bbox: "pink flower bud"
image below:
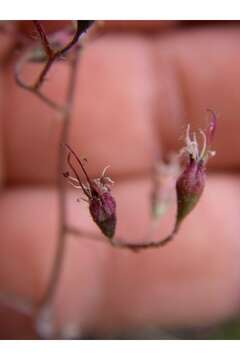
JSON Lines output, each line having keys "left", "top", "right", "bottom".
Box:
{"left": 89, "top": 190, "right": 116, "bottom": 239}
{"left": 176, "top": 159, "right": 205, "bottom": 226}
{"left": 64, "top": 144, "right": 116, "bottom": 239}
{"left": 175, "top": 111, "right": 217, "bottom": 228}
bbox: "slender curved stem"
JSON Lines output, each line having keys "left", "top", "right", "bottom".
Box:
{"left": 68, "top": 221, "right": 180, "bottom": 252}
{"left": 3, "top": 21, "right": 100, "bottom": 335}
{"left": 14, "top": 50, "right": 66, "bottom": 114}
{"left": 14, "top": 20, "right": 86, "bottom": 111}
{"left": 38, "top": 47, "right": 80, "bottom": 309}
{"left": 33, "top": 21, "right": 92, "bottom": 90}
{"left": 33, "top": 20, "right": 54, "bottom": 58}
{"left": 114, "top": 224, "right": 180, "bottom": 251}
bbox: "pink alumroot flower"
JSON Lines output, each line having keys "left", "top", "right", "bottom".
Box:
{"left": 175, "top": 109, "right": 217, "bottom": 229}
{"left": 63, "top": 144, "right": 116, "bottom": 239}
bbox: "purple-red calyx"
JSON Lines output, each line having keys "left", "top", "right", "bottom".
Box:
{"left": 64, "top": 144, "right": 116, "bottom": 239}
{"left": 175, "top": 110, "right": 217, "bottom": 228}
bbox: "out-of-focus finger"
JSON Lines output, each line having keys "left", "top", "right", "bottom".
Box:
{"left": 0, "top": 174, "right": 240, "bottom": 337}
{"left": 3, "top": 25, "right": 240, "bottom": 186}
{"left": 3, "top": 34, "right": 159, "bottom": 184}
{"left": 153, "top": 25, "right": 240, "bottom": 171}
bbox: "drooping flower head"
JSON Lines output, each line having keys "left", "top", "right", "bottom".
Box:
{"left": 175, "top": 110, "right": 217, "bottom": 228}
{"left": 63, "top": 144, "right": 116, "bottom": 239}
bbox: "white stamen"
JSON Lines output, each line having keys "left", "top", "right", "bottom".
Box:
{"left": 192, "top": 132, "right": 199, "bottom": 160}
{"left": 67, "top": 175, "right": 80, "bottom": 185}
{"left": 186, "top": 124, "right": 192, "bottom": 148}
{"left": 199, "top": 130, "right": 207, "bottom": 159}
{"left": 101, "top": 165, "right": 111, "bottom": 178}
{"left": 182, "top": 121, "right": 216, "bottom": 164}
{"left": 185, "top": 125, "right": 200, "bottom": 160}
{"left": 104, "top": 176, "right": 114, "bottom": 184}
{"left": 68, "top": 182, "right": 82, "bottom": 189}
{"left": 76, "top": 197, "right": 89, "bottom": 203}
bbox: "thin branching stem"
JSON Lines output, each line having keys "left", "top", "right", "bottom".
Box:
{"left": 33, "top": 20, "right": 54, "bottom": 59}
{"left": 0, "top": 21, "right": 97, "bottom": 326}
{"left": 14, "top": 20, "right": 85, "bottom": 111}
{"left": 37, "top": 47, "right": 81, "bottom": 309}
{"left": 33, "top": 20, "right": 83, "bottom": 90}
{"left": 68, "top": 216, "right": 180, "bottom": 251}
{"left": 14, "top": 51, "right": 66, "bottom": 113}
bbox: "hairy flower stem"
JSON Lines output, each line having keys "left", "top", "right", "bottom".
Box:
{"left": 7, "top": 20, "right": 98, "bottom": 337}
{"left": 14, "top": 20, "right": 89, "bottom": 111}
{"left": 67, "top": 219, "right": 180, "bottom": 251}
{"left": 33, "top": 20, "right": 93, "bottom": 90}
{"left": 37, "top": 48, "right": 80, "bottom": 311}
{"left": 114, "top": 222, "right": 180, "bottom": 251}
{"left": 33, "top": 20, "right": 54, "bottom": 59}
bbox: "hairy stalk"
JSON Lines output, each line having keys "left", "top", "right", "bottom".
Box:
{"left": 33, "top": 20, "right": 54, "bottom": 59}
{"left": 33, "top": 20, "right": 93, "bottom": 90}
{"left": 115, "top": 223, "right": 180, "bottom": 251}
{"left": 15, "top": 54, "right": 65, "bottom": 113}
{"left": 14, "top": 20, "right": 86, "bottom": 112}
{"left": 67, "top": 210, "right": 180, "bottom": 251}
{"left": 37, "top": 47, "right": 80, "bottom": 310}
{"left": 0, "top": 21, "right": 97, "bottom": 333}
